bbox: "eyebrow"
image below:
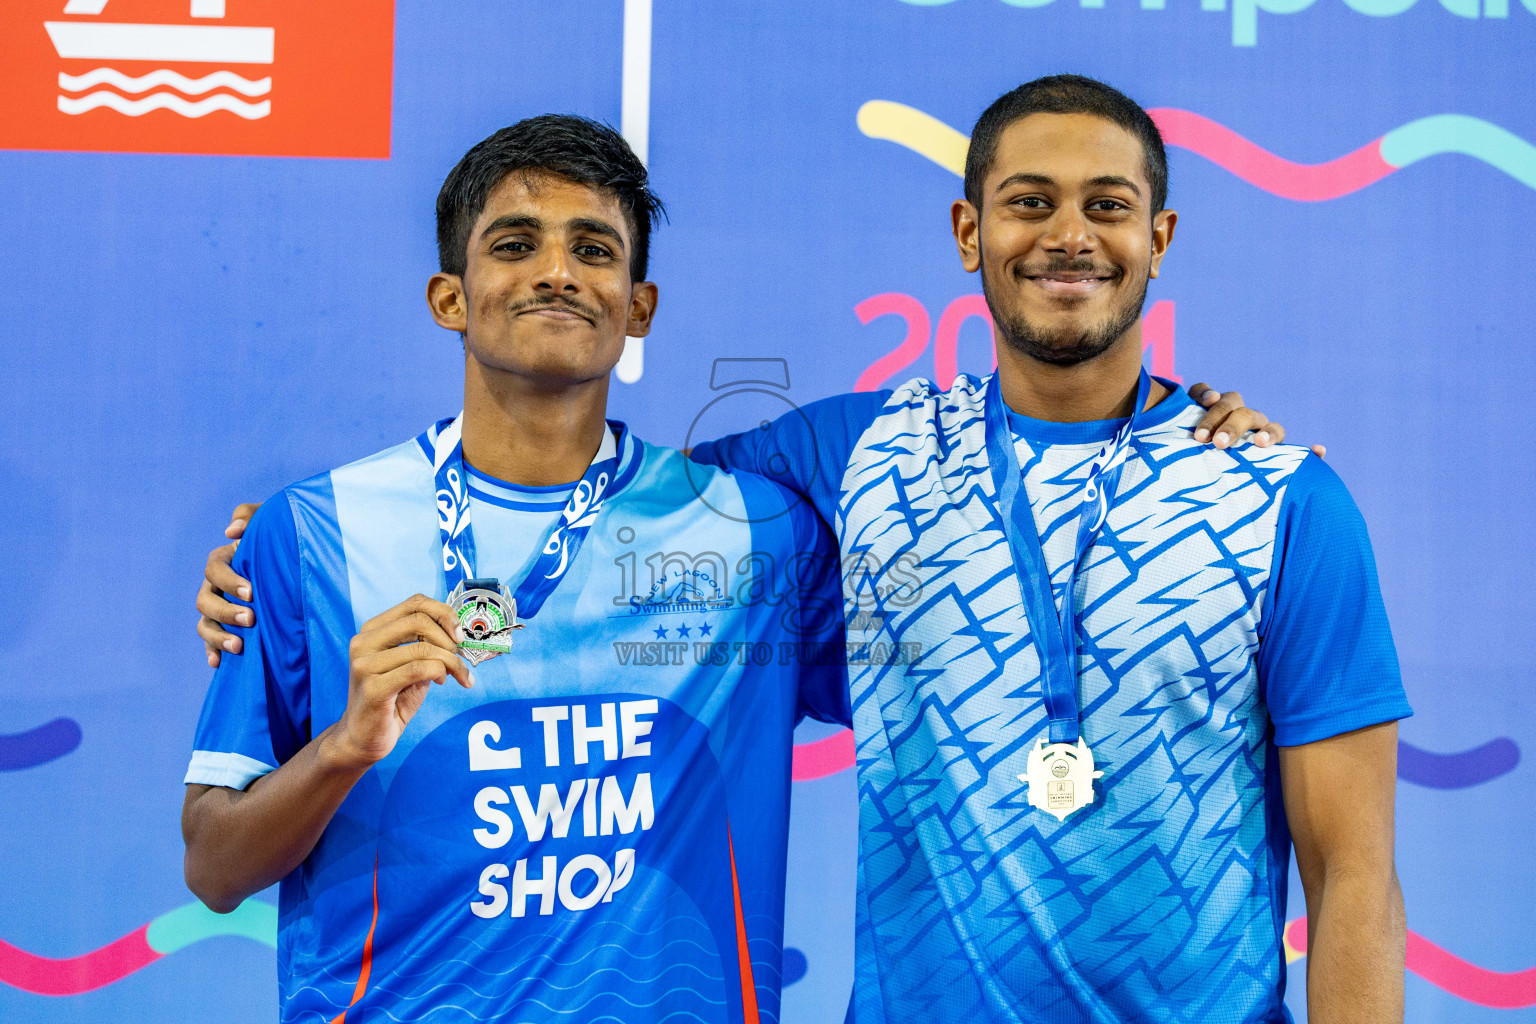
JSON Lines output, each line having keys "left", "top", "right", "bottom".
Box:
{"left": 994, "top": 172, "right": 1143, "bottom": 197}
{"left": 568, "top": 217, "right": 625, "bottom": 250}
{"left": 479, "top": 214, "right": 626, "bottom": 250}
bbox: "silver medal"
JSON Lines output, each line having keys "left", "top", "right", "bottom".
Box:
{"left": 448, "top": 578, "right": 524, "bottom": 665}
{"left": 1020, "top": 738, "right": 1104, "bottom": 821}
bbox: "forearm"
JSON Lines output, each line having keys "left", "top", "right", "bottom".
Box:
{"left": 1305, "top": 865, "right": 1406, "bottom": 1023}
{"left": 182, "top": 726, "right": 368, "bottom": 912}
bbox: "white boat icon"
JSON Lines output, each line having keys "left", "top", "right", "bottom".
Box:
{"left": 44, "top": 1, "right": 274, "bottom": 119}
{"left": 45, "top": 1, "right": 274, "bottom": 65}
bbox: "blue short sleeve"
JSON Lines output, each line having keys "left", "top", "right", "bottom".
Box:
{"left": 785, "top": 497, "right": 852, "bottom": 728}
{"left": 732, "top": 471, "right": 853, "bottom": 729}
{"left": 690, "top": 390, "right": 889, "bottom": 528}
{"left": 1258, "top": 456, "right": 1412, "bottom": 746}
{"left": 184, "top": 492, "right": 313, "bottom": 789}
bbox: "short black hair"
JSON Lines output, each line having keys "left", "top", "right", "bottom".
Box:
{"left": 435, "top": 114, "right": 665, "bottom": 282}
{"left": 964, "top": 75, "right": 1168, "bottom": 215}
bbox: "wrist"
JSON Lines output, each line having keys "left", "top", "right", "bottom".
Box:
{"left": 315, "top": 724, "right": 377, "bottom": 775}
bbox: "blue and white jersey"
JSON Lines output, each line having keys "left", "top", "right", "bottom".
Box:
{"left": 186, "top": 421, "right": 849, "bottom": 1024}
{"left": 692, "top": 376, "right": 1410, "bottom": 1024}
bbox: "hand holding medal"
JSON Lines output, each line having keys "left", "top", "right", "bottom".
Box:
{"left": 323, "top": 594, "right": 472, "bottom": 772}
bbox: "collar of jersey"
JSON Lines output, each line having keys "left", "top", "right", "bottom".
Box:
{"left": 417, "top": 418, "right": 644, "bottom": 511}
{"left": 1003, "top": 376, "right": 1191, "bottom": 445}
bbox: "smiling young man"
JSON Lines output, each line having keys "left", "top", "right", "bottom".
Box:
{"left": 180, "top": 115, "right": 851, "bottom": 1023}
{"left": 694, "top": 76, "right": 1409, "bottom": 1023}
{"left": 687, "top": 76, "right": 1410, "bottom": 1022}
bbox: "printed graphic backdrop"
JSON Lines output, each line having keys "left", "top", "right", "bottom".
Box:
{"left": 2, "top": 0, "right": 1533, "bottom": 1021}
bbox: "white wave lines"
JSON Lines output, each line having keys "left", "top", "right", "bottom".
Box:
{"left": 56, "top": 66, "right": 270, "bottom": 120}
{"left": 60, "top": 68, "right": 270, "bottom": 97}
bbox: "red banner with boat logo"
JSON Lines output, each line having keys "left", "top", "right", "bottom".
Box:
{"left": 0, "top": 0, "right": 394, "bottom": 158}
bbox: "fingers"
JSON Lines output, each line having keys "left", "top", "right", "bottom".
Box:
{"left": 363, "top": 610, "right": 461, "bottom": 654}
{"left": 1208, "top": 407, "right": 1272, "bottom": 448}
{"left": 356, "top": 639, "right": 471, "bottom": 689}
{"left": 351, "top": 606, "right": 471, "bottom": 688}
{"left": 1311, "top": 444, "right": 1327, "bottom": 459}
{"left": 199, "top": 620, "right": 227, "bottom": 666}
{"left": 225, "top": 502, "right": 262, "bottom": 540}
{"left": 197, "top": 604, "right": 242, "bottom": 657}
{"left": 1191, "top": 388, "right": 1245, "bottom": 445}
{"left": 205, "top": 542, "right": 252, "bottom": 603}
{"left": 360, "top": 594, "right": 460, "bottom": 642}
{"left": 1188, "top": 382, "right": 1220, "bottom": 408}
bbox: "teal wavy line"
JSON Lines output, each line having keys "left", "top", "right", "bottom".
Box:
{"left": 1382, "top": 115, "right": 1536, "bottom": 191}
{"left": 145, "top": 900, "right": 276, "bottom": 955}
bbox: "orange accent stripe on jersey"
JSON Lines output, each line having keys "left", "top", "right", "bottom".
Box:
{"left": 727, "top": 829, "right": 761, "bottom": 1024}
{"left": 330, "top": 858, "right": 380, "bottom": 1024}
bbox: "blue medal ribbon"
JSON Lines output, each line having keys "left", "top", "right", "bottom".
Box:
{"left": 426, "top": 414, "right": 623, "bottom": 620}
{"left": 983, "top": 370, "right": 1153, "bottom": 745}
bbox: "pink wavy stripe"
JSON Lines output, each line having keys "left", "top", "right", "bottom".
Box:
{"left": 0, "top": 928, "right": 159, "bottom": 996}
{"left": 1286, "top": 916, "right": 1536, "bottom": 1008}
{"left": 1148, "top": 109, "right": 1394, "bottom": 201}
{"left": 792, "top": 729, "right": 854, "bottom": 781}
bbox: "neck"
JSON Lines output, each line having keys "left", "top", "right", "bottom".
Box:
{"left": 995, "top": 324, "right": 1168, "bottom": 422}
{"left": 460, "top": 359, "right": 611, "bottom": 487}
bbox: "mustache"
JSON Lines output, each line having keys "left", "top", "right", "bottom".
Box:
{"left": 1013, "top": 257, "right": 1124, "bottom": 281}
{"left": 508, "top": 296, "right": 602, "bottom": 321}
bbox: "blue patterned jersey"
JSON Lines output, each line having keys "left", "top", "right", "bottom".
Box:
{"left": 185, "top": 421, "right": 849, "bottom": 1024}
{"left": 691, "top": 376, "right": 1410, "bottom": 1024}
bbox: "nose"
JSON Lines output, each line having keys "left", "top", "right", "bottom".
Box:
{"left": 532, "top": 244, "right": 580, "bottom": 295}
{"left": 1040, "top": 205, "right": 1095, "bottom": 261}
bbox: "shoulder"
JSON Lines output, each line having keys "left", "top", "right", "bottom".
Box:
{"left": 632, "top": 440, "right": 817, "bottom": 550}
{"left": 1272, "top": 455, "right": 1371, "bottom": 548}
{"left": 635, "top": 438, "right": 794, "bottom": 514}
{"left": 1140, "top": 398, "right": 1314, "bottom": 487}
{"left": 240, "top": 433, "right": 434, "bottom": 573}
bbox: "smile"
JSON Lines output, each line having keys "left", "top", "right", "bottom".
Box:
{"left": 518, "top": 306, "right": 592, "bottom": 323}
{"left": 1024, "top": 274, "right": 1114, "bottom": 296}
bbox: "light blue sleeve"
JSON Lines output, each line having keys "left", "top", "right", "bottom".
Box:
{"left": 1257, "top": 456, "right": 1412, "bottom": 747}
{"left": 183, "top": 491, "right": 313, "bottom": 790}
{"left": 689, "top": 390, "right": 890, "bottom": 529}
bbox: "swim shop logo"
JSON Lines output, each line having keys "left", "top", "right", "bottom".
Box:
{"left": 0, "top": 0, "right": 394, "bottom": 157}
{"left": 900, "top": 0, "right": 1531, "bottom": 46}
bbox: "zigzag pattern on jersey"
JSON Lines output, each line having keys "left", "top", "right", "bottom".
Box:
{"left": 837, "top": 375, "right": 1309, "bottom": 1024}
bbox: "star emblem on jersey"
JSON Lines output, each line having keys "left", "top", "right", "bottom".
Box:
{"left": 448, "top": 578, "right": 524, "bottom": 665}
{"left": 1020, "top": 738, "right": 1105, "bottom": 821}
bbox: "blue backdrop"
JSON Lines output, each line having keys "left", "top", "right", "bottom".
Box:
{"left": 2, "top": 0, "right": 1533, "bottom": 1021}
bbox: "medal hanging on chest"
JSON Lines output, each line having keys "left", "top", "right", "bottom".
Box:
{"left": 428, "top": 414, "right": 621, "bottom": 666}
{"left": 983, "top": 371, "right": 1152, "bottom": 821}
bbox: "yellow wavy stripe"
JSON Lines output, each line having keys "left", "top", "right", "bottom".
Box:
{"left": 856, "top": 100, "right": 968, "bottom": 177}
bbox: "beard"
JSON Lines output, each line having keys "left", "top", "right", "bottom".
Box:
{"left": 983, "top": 256, "right": 1149, "bottom": 368}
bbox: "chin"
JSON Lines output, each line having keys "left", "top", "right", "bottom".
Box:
{"left": 474, "top": 330, "right": 622, "bottom": 376}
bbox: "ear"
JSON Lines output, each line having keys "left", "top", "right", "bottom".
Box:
{"left": 952, "top": 199, "right": 982, "bottom": 274}
{"left": 426, "top": 272, "right": 468, "bottom": 333}
{"left": 625, "top": 280, "right": 659, "bottom": 339}
{"left": 1148, "top": 209, "right": 1178, "bottom": 280}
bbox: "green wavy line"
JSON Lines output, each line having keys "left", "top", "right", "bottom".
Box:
{"left": 1381, "top": 115, "right": 1536, "bottom": 191}
{"left": 145, "top": 900, "right": 277, "bottom": 955}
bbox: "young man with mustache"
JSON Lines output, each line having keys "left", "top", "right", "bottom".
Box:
{"left": 190, "top": 80, "right": 1369, "bottom": 1022}
{"left": 181, "top": 115, "right": 851, "bottom": 1023}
